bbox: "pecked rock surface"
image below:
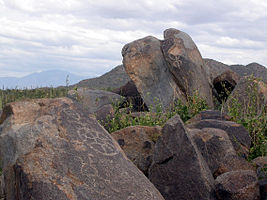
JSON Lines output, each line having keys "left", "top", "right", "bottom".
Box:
{"left": 122, "top": 35, "right": 187, "bottom": 111}
{"left": 0, "top": 98, "right": 164, "bottom": 200}
{"left": 148, "top": 115, "right": 216, "bottom": 200}
{"left": 162, "top": 28, "right": 214, "bottom": 107}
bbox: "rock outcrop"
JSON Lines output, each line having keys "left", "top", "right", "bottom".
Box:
{"left": 0, "top": 98, "right": 164, "bottom": 200}
{"left": 122, "top": 36, "right": 185, "bottom": 111}
{"left": 148, "top": 115, "right": 216, "bottom": 200}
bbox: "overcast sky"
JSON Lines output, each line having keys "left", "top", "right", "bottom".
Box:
{"left": 0, "top": 0, "right": 266, "bottom": 78}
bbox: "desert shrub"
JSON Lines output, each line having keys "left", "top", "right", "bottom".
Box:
{"left": 224, "top": 76, "right": 267, "bottom": 160}
{"left": 0, "top": 87, "right": 68, "bottom": 109}
{"left": 101, "top": 91, "right": 208, "bottom": 133}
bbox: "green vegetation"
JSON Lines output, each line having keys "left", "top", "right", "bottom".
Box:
{"left": 0, "top": 87, "right": 68, "bottom": 109}
{"left": 223, "top": 76, "right": 267, "bottom": 160}
{"left": 100, "top": 91, "right": 208, "bottom": 133}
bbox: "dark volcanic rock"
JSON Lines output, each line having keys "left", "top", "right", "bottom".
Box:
{"left": 111, "top": 126, "right": 162, "bottom": 175}
{"left": 189, "top": 128, "right": 253, "bottom": 178}
{"left": 186, "top": 110, "right": 231, "bottom": 124}
{"left": 0, "top": 98, "right": 164, "bottom": 200}
{"left": 74, "top": 64, "right": 131, "bottom": 90}
{"left": 67, "top": 88, "right": 123, "bottom": 113}
{"left": 149, "top": 115, "right": 215, "bottom": 200}
{"left": 215, "top": 170, "right": 260, "bottom": 200}
{"left": 252, "top": 157, "right": 267, "bottom": 200}
{"left": 187, "top": 119, "right": 251, "bottom": 158}
{"left": 122, "top": 36, "right": 186, "bottom": 111}
{"left": 162, "top": 28, "right": 214, "bottom": 107}
{"left": 213, "top": 70, "right": 240, "bottom": 103}
{"left": 112, "top": 80, "right": 148, "bottom": 112}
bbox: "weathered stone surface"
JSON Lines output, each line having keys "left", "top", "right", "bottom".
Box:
{"left": 149, "top": 115, "right": 215, "bottom": 200}
{"left": 225, "top": 76, "right": 267, "bottom": 115}
{"left": 67, "top": 88, "right": 123, "bottom": 113}
{"left": 111, "top": 126, "right": 162, "bottom": 175}
{"left": 186, "top": 110, "right": 231, "bottom": 124}
{"left": 0, "top": 98, "right": 164, "bottom": 200}
{"left": 189, "top": 128, "right": 253, "bottom": 178}
{"left": 162, "top": 28, "right": 214, "bottom": 107}
{"left": 215, "top": 170, "right": 260, "bottom": 200}
{"left": 252, "top": 157, "right": 267, "bottom": 200}
{"left": 122, "top": 36, "right": 186, "bottom": 111}
{"left": 187, "top": 119, "right": 251, "bottom": 158}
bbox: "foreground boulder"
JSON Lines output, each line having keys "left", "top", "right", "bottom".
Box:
{"left": 0, "top": 98, "right": 164, "bottom": 200}
{"left": 111, "top": 126, "right": 162, "bottom": 175}
{"left": 122, "top": 36, "right": 187, "bottom": 111}
{"left": 215, "top": 170, "right": 260, "bottom": 200}
{"left": 149, "top": 115, "right": 215, "bottom": 200}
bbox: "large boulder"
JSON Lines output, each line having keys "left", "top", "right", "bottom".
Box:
{"left": 187, "top": 119, "right": 251, "bottom": 158}
{"left": 0, "top": 98, "right": 164, "bottom": 200}
{"left": 162, "top": 28, "right": 214, "bottom": 107}
{"left": 215, "top": 170, "right": 260, "bottom": 200}
{"left": 122, "top": 36, "right": 186, "bottom": 111}
{"left": 148, "top": 115, "right": 215, "bottom": 200}
{"left": 111, "top": 126, "right": 162, "bottom": 175}
{"left": 189, "top": 128, "right": 254, "bottom": 178}
{"left": 67, "top": 88, "right": 123, "bottom": 113}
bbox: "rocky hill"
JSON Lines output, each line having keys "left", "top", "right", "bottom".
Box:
{"left": 229, "top": 63, "right": 267, "bottom": 83}
{"left": 73, "top": 64, "right": 130, "bottom": 90}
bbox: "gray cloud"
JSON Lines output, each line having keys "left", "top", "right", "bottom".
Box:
{"left": 0, "top": 0, "right": 266, "bottom": 78}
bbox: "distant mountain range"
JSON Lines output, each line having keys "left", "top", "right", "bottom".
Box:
{"left": 0, "top": 70, "right": 87, "bottom": 89}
